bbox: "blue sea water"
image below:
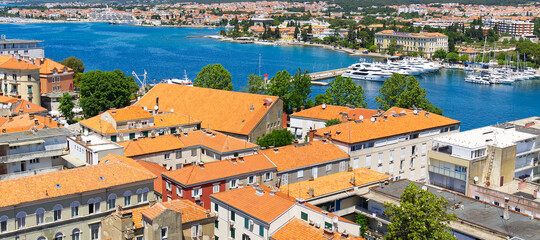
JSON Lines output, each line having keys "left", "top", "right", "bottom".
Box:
{"left": 1, "top": 22, "right": 539, "bottom": 130}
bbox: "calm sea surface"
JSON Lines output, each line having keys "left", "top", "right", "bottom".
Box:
{"left": 2, "top": 22, "right": 539, "bottom": 130}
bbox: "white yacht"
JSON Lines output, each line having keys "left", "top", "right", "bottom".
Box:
{"left": 162, "top": 70, "right": 193, "bottom": 86}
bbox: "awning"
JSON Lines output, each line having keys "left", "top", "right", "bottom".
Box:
{"left": 9, "top": 139, "right": 45, "bottom": 147}
{"left": 61, "top": 154, "right": 86, "bottom": 168}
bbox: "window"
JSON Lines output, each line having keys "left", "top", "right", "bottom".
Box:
{"left": 229, "top": 179, "right": 239, "bottom": 189}
{"left": 137, "top": 188, "right": 149, "bottom": 203}
{"left": 161, "top": 227, "right": 168, "bottom": 240}
{"left": 264, "top": 172, "right": 273, "bottom": 181}
{"left": 215, "top": 220, "right": 219, "bottom": 228}
{"left": 230, "top": 227, "right": 235, "bottom": 238}
{"left": 36, "top": 208, "right": 44, "bottom": 225}
{"left": 353, "top": 158, "right": 359, "bottom": 169}
{"left": 248, "top": 175, "right": 256, "bottom": 185}
{"left": 301, "top": 212, "right": 308, "bottom": 221}
{"left": 474, "top": 196, "right": 480, "bottom": 200}
{"left": 176, "top": 151, "right": 182, "bottom": 159}
{"left": 281, "top": 173, "right": 289, "bottom": 186}
{"left": 191, "top": 224, "right": 201, "bottom": 238}
{"left": 244, "top": 217, "right": 250, "bottom": 229}
{"left": 16, "top": 212, "right": 26, "bottom": 229}
{"left": 54, "top": 232, "right": 64, "bottom": 240}
{"left": 400, "top": 160, "right": 405, "bottom": 170}
{"left": 324, "top": 222, "right": 333, "bottom": 230}
{"left": 422, "top": 143, "right": 427, "bottom": 154}
{"left": 53, "top": 204, "right": 62, "bottom": 221}
{"left": 164, "top": 153, "right": 171, "bottom": 160}
{"left": 312, "top": 167, "right": 318, "bottom": 178}
{"left": 339, "top": 161, "right": 346, "bottom": 172}
{"left": 124, "top": 191, "right": 132, "bottom": 206}
{"left": 231, "top": 211, "right": 236, "bottom": 221}
{"left": 259, "top": 225, "right": 264, "bottom": 236}
{"left": 191, "top": 149, "right": 197, "bottom": 157}
{"left": 366, "top": 155, "right": 371, "bottom": 168}
{"left": 192, "top": 188, "right": 202, "bottom": 198}
{"left": 0, "top": 216, "right": 6, "bottom": 232}
{"left": 166, "top": 181, "right": 172, "bottom": 191}
{"left": 455, "top": 165, "right": 466, "bottom": 173}
{"left": 515, "top": 207, "right": 521, "bottom": 212}
{"left": 129, "top": 133, "right": 135, "bottom": 140}
{"left": 177, "top": 187, "right": 183, "bottom": 197}
{"left": 297, "top": 170, "right": 304, "bottom": 178}
{"left": 326, "top": 164, "right": 332, "bottom": 171}
{"left": 71, "top": 202, "right": 79, "bottom": 217}
{"left": 110, "top": 135, "right": 117, "bottom": 142}
{"left": 213, "top": 184, "right": 220, "bottom": 193}
{"left": 90, "top": 224, "right": 100, "bottom": 240}
{"left": 214, "top": 203, "right": 219, "bottom": 212}
{"left": 176, "top": 164, "right": 182, "bottom": 170}
{"left": 72, "top": 229, "right": 81, "bottom": 240}
{"left": 170, "top": 128, "right": 176, "bottom": 134}
{"left": 401, "top": 148, "right": 406, "bottom": 159}
{"left": 108, "top": 194, "right": 117, "bottom": 209}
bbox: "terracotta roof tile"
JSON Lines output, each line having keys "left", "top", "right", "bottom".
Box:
{"left": 291, "top": 105, "right": 378, "bottom": 122}
{"left": 280, "top": 168, "right": 391, "bottom": 199}
{"left": 137, "top": 160, "right": 168, "bottom": 196}
{"left": 0, "top": 114, "right": 60, "bottom": 133}
{"left": 211, "top": 185, "right": 295, "bottom": 223}
{"left": 271, "top": 218, "right": 365, "bottom": 240}
{"left": 135, "top": 83, "right": 280, "bottom": 136}
{"left": 0, "top": 96, "right": 47, "bottom": 114}
{"left": 142, "top": 199, "right": 214, "bottom": 223}
{"left": 0, "top": 56, "right": 39, "bottom": 70}
{"left": 315, "top": 107, "right": 460, "bottom": 144}
{"left": 163, "top": 154, "right": 276, "bottom": 187}
{"left": 107, "top": 106, "right": 153, "bottom": 122}
{"left": 36, "top": 58, "right": 73, "bottom": 75}
{"left": 120, "top": 130, "right": 258, "bottom": 157}
{"left": 259, "top": 141, "right": 349, "bottom": 172}
{"left": 0, "top": 161, "right": 156, "bottom": 208}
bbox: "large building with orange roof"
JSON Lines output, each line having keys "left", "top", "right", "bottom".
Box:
{"left": 119, "top": 129, "right": 259, "bottom": 170}
{"left": 375, "top": 30, "right": 448, "bottom": 57}
{"left": 311, "top": 107, "right": 459, "bottom": 182}
{"left": 290, "top": 104, "right": 378, "bottom": 139}
{"left": 0, "top": 159, "right": 156, "bottom": 240}
{"left": 134, "top": 83, "right": 283, "bottom": 142}
{"left": 0, "top": 113, "right": 61, "bottom": 133}
{"left": 210, "top": 185, "right": 363, "bottom": 239}
{"left": 161, "top": 154, "right": 277, "bottom": 209}
{"left": 79, "top": 105, "right": 201, "bottom": 142}
{"left": 0, "top": 55, "right": 42, "bottom": 105}
{"left": 34, "top": 58, "right": 74, "bottom": 94}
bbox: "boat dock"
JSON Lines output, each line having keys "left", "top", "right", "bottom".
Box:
{"left": 308, "top": 68, "right": 349, "bottom": 81}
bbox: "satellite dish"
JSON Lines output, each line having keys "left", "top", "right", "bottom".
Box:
{"left": 332, "top": 216, "right": 338, "bottom": 224}
{"left": 154, "top": 105, "right": 158, "bottom": 110}
{"left": 474, "top": 176, "right": 479, "bottom": 182}
{"left": 171, "top": 108, "right": 174, "bottom": 113}
{"left": 359, "top": 115, "right": 363, "bottom": 120}
{"left": 143, "top": 106, "right": 148, "bottom": 111}
{"left": 370, "top": 117, "right": 376, "bottom": 122}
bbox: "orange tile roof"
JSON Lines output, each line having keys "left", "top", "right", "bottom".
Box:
{"left": 163, "top": 154, "right": 276, "bottom": 187}
{"left": 0, "top": 56, "right": 11, "bottom": 65}
{"left": 80, "top": 107, "right": 199, "bottom": 135}
{"left": 120, "top": 130, "right": 258, "bottom": 157}
{"left": 0, "top": 114, "right": 60, "bottom": 133}
{"left": 271, "top": 218, "right": 365, "bottom": 240}
{"left": 280, "top": 168, "right": 391, "bottom": 199}
{"left": 0, "top": 95, "right": 47, "bottom": 114}
{"left": 141, "top": 199, "right": 215, "bottom": 223}
{"left": 259, "top": 141, "right": 349, "bottom": 172}
{"left": 36, "top": 58, "right": 73, "bottom": 75}
{"left": 0, "top": 56, "right": 39, "bottom": 70}
{"left": 211, "top": 185, "right": 295, "bottom": 223}
{"left": 123, "top": 205, "right": 150, "bottom": 228}
{"left": 137, "top": 160, "right": 168, "bottom": 196}
{"left": 291, "top": 105, "right": 378, "bottom": 122}
{"left": 0, "top": 161, "right": 156, "bottom": 208}
{"left": 314, "top": 107, "right": 460, "bottom": 144}
{"left": 134, "top": 83, "right": 280, "bottom": 136}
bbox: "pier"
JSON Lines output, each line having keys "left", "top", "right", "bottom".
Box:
{"left": 308, "top": 67, "right": 349, "bottom": 81}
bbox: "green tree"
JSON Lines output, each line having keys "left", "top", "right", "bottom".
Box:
{"left": 433, "top": 49, "right": 447, "bottom": 59}
{"left": 460, "top": 54, "right": 469, "bottom": 62}
{"left": 446, "top": 52, "right": 460, "bottom": 62}
{"left": 388, "top": 38, "right": 397, "bottom": 55}
{"left": 325, "top": 118, "right": 342, "bottom": 127}
{"left": 61, "top": 56, "right": 85, "bottom": 88}
{"left": 194, "top": 64, "right": 233, "bottom": 91}
{"left": 314, "top": 76, "right": 367, "bottom": 108}
{"left": 256, "top": 129, "right": 294, "bottom": 148}
{"left": 355, "top": 214, "right": 369, "bottom": 238}
{"left": 368, "top": 45, "right": 378, "bottom": 52}
{"left": 58, "top": 92, "right": 74, "bottom": 123}
{"left": 265, "top": 69, "right": 312, "bottom": 113}
{"left": 246, "top": 74, "right": 265, "bottom": 94}
{"left": 79, "top": 70, "right": 137, "bottom": 118}
{"left": 384, "top": 182, "right": 457, "bottom": 240}
{"left": 376, "top": 74, "right": 442, "bottom": 115}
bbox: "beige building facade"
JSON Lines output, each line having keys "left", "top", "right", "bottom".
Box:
{"left": 375, "top": 30, "right": 448, "bottom": 57}
{"left": 0, "top": 56, "right": 41, "bottom": 106}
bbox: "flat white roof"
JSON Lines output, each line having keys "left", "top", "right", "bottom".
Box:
{"left": 434, "top": 126, "right": 536, "bottom": 149}
{"left": 74, "top": 134, "right": 123, "bottom": 151}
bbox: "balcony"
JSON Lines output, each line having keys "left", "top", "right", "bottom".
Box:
{"left": 429, "top": 165, "right": 467, "bottom": 181}
{"left": 0, "top": 148, "right": 65, "bottom": 163}
{"left": 355, "top": 206, "right": 391, "bottom": 224}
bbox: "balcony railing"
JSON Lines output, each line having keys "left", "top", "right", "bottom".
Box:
{"left": 0, "top": 149, "right": 65, "bottom": 163}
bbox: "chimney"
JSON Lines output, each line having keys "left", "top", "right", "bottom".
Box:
{"left": 273, "top": 147, "right": 279, "bottom": 153}
{"left": 308, "top": 187, "right": 314, "bottom": 197}
{"left": 518, "top": 180, "right": 527, "bottom": 190}
{"left": 34, "top": 119, "right": 39, "bottom": 126}
{"left": 8, "top": 116, "right": 12, "bottom": 122}
{"left": 307, "top": 130, "right": 316, "bottom": 142}
{"left": 115, "top": 205, "right": 123, "bottom": 217}
{"left": 300, "top": 106, "right": 304, "bottom": 111}
{"left": 255, "top": 187, "right": 264, "bottom": 196}
{"left": 269, "top": 190, "right": 276, "bottom": 195}
{"left": 198, "top": 161, "right": 205, "bottom": 168}
{"left": 29, "top": 113, "right": 35, "bottom": 120}
{"left": 534, "top": 189, "right": 539, "bottom": 199}
{"left": 425, "top": 112, "right": 430, "bottom": 118}
{"left": 293, "top": 108, "right": 297, "bottom": 113}
{"left": 206, "top": 210, "right": 211, "bottom": 217}
{"left": 1, "top": 35, "right": 5, "bottom": 40}
{"left": 17, "top": 95, "right": 21, "bottom": 99}
{"left": 238, "top": 156, "right": 244, "bottom": 162}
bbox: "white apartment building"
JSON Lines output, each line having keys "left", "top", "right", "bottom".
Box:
{"left": 0, "top": 35, "right": 44, "bottom": 58}
{"left": 311, "top": 107, "right": 460, "bottom": 182}
{"left": 67, "top": 134, "right": 124, "bottom": 165}
{"left": 0, "top": 128, "right": 72, "bottom": 179}
{"left": 483, "top": 18, "right": 535, "bottom": 37}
